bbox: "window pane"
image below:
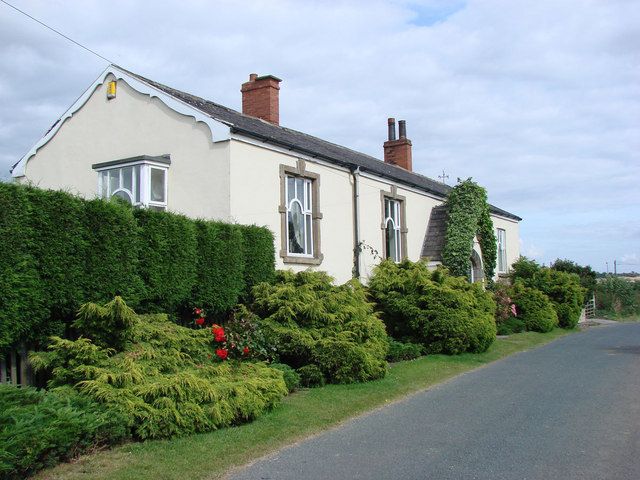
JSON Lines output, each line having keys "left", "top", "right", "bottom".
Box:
{"left": 386, "top": 219, "right": 397, "bottom": 262}
{"left": 112, "top": 190, "right": 132, "bottom": 204}
{"left": 109, "top": 169, "right": 119, "bottom": 194}
{"left": 393, "top": 201, "right": 400, "bottom": 223}
{"left": 150, "top": 168, "right": 165, "bottom": 202}
{"left": 385, "top": 198, "right": 390, "bottom": 218}
{"left": 305, "top": 214, "right": 312, "bottom": 254}
{"left": 288, "top": 201, "right": 305, "bottom": 254}
{"left": 122, "top": 166, "right": 133, "bottom": 192}
{"left": 134, "top": 165, "right": 141, "bottom": 203}
{"left": 287, "top": 176, "right": 295, "bottom": 203}
{"left": 100, "top": 171, "right": 108, "bottom": 198}
{"left": 305, "top": 180, "right": 311, "bottom": 211}
{"left": 295, "top": 178, "right": 304, "bottom": 202}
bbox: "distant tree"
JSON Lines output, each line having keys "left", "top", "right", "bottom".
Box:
{"left": 551, "top": 259, "right": 596, "bottom": 300}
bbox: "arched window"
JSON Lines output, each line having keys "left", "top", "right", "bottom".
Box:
{"left": 286, "top": 175, "right": 313, "bottom": 256}
{"left": 384, "top": 198, "right": 401, "bottom": 262}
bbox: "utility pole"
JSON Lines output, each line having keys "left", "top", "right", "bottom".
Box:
{"left": 606, "top": 261, "right": 609, "bottom": 274}
{"left": 614, "top": 259, "right": 617, "bottom": 276}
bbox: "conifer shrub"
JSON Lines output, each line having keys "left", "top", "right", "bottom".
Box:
{"left": 386, "top": 338, "right": 424, "bottom": 362}
{"left": 297, "top": 364, "right": 326, "bottom": 388}
{"left": 239, "top": 225, "right": 276, "bottom": 298}
{"left": 249, "top": 270, "right": 388, "bottom": 384}
{"left": 0, "top": 384, "right": 128, "bottom": 480}
{"left": 270, "top": 363, "right": 301, "bottom": 392}
{"left": 135, "top": 209, "right": 198, "bottom": 314}
{"left": 368, "top": 260, "right": 497, "bottom": 355}
{"left": 0, "top": 182, "right": 275, "bottom": 351}
{"left": 193, "top": 221, "right": 246, "bottom": 316}
{"left": 82, "top": 198, "right": 144, "bottom": 307}
{"left": 0, "top": 183, "right": 46, "bottom": 351}
{"left": 509, "top": 282, "right": 558, "bottom": 333}
{"left": 29, "top": 298, "right": 288, "bottom": 440}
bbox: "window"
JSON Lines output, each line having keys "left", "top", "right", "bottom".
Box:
{"left": 286, "top": 175, "right": 313, "bottom": 256}
{"left": 93, "top": 155, "right": 169, "bottom": 210}
{"left": 279, "top": 160, "right": 323, "bottom": 265}
{"left": 497, "top": 228, "right": 507, "bottom": 273}
{"left": 380, "top": 186, "right": 407, "bottom": 262}
{"left": 384, "top": 198, "right": 401, "bottom": 262}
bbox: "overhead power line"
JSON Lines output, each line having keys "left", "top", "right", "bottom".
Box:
{"left": 1, "top": 0, "right": 114, "bottom": 64}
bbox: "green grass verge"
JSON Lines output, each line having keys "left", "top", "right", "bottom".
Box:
{"left": 596, "top": 311, "right": 640, "bottom": 322}
{"left": 34, "top": 329, "right": 571, "bottom": 480}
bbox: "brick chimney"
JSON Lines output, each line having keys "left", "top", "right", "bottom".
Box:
{"left": 241, "top": 73, "right": 282, "bottom": 125}
{"left": 383, "top": 118, "right": 412, "bottom": 171}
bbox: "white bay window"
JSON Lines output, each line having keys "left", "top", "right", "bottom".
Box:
{"left": 93, "top": 155, "right": 169, "bottom": 210}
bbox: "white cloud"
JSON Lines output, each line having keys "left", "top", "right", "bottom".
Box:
{"left": 0, "top": 0, "right": 638, "bottom": 272}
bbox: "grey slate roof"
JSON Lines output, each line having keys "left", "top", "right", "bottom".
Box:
{"left": 421, "top": 205, "right": 449, "bottom": 262}
{"left": 117, "top": 66, "right": 521, "bottom": 221}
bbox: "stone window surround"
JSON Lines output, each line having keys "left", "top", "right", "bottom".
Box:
{"left": 380, "top": 185, "right": 408, "bottom": 261}
{"left": 279, "top": 159, "right": 323, "bottom": 265}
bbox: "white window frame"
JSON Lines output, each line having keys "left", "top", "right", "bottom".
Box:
{"left": 94, "top": 157, "right": 169, "bottom": 211}
{"left": 285, "top": 175, "right": 314, "bottom": 257}
{"left": 384, "top": 197, "right": 402, "bottom": 262}
{"left": 497, "top": 228, "right": 507, "bottom": 273}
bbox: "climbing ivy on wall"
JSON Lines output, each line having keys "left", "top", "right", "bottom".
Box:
{"left": 441, "top": 179, "right": 497, "bottom": 281}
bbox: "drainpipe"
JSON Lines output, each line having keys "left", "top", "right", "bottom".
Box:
{"left": 352, "top": 166, "right": 361, "bottom": 279}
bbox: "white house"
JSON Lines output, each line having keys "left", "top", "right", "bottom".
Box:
{"left": 11, "top": 65, "right": 520, "bottom": 284}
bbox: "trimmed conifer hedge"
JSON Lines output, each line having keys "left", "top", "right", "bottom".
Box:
{"left": 0, "top": 182, "right": 275, "bottom": 351}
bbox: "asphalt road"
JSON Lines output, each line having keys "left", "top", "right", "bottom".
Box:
{"left": 229, "top": 323, "right": 640, "bottom": 480}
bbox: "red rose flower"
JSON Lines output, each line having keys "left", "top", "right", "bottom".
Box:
{"left": 216, "top": 348, "right": 228, "bottom": 360}
{"left": 195, "top": 317, "right": 205, "bottom": 326}
{"left": 243, "top": 346, "right": 250, "bottom": 355}
{"left": 212, "top": 325, "right": 226, "bottom": 342}
{"left": 194, "top": 308, "right": 202, "bottom": 315}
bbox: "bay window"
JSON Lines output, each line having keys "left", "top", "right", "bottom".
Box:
{"left": 93, "top": 155, "right": 169, "bottom": 210}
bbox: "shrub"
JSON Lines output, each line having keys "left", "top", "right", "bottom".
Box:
{"left": 135, "top": 209, "right": 197, "bottom": 314}
{"left": 0, "top": 183, "right": 46, "bottom": 351}
{"left": 270, "top": 363, "right": 301, "bottom": 392}
{"left": 30, "top": 298, "right": 288, "bottom": 440}
{"left": 83, "top": 198, "right": 145, "bottom": 308}
{"left": 496, "top": 317, "right": 526, "bottom": 335}
{"left": 528, "top": 269, "right": 585, "bottom": 329}
{"left": 193, "top": 221, "right": 246, "bottom": 316}
{"left": 0, "top": 182, "right": 276, "bottom": 351}
{"left": 239, "top": 225, "right": 276, "bottom": 298}
{"left": 297, "top": 365, "right": 325, "bottom": 388}
{"left": 509, "top": 283, "right": 558, "bottom": 333}
{"left": 0, "top": 384, "right": 128, "bottom": 479}
{"left": 249, "top": 270, "right": 388, "bottom": 384}
{"left": 386, "top": 338, "right": 423, "bottom": 362}
{"left": 368, "top": 260, "right": 497, "bottom": 355}
{"left": 595, "top": 276, "right": 640, "bottom": 317}
{"left": 510, "top": 256, "right": 541, "bottom": 282}
{"left": 551, "top": 259, "right": 597, "bottom": 301}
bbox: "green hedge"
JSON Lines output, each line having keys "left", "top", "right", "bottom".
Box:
{"left": 510, "top": 282, "right": 558, "bottom": 333}
{"left": 0, "top": 182, "right": 275, "bottom": 351}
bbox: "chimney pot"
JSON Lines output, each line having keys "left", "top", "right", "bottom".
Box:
{"left": 383, "top": 117, "right": 412, "bottom": 171}
{"left": 249, "top": 73, "right": 258, "bottom": 81}
{"left": 387, "top": 118, "right": 396, "bottom": 141}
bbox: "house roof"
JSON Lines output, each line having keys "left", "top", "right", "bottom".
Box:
{"left": 421, "top": 205, "right": 449, "bottom": 261}
{"left": 17, "top": 65, "right": 521, "bottom": 221}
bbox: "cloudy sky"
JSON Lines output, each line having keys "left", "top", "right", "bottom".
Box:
{"left": 1, "top": 0, "right": 638, "bottom": 272}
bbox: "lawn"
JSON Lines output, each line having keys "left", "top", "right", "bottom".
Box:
{"left": 34, "top": 328, "right": 572, "bottom": 480}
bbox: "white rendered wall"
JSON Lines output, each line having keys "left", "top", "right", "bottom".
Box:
{"left": 18, "top": 76, "right": 231, "bottom": 220}
{"left": 492, "top": 215, "right": 521, "bottom": 276}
